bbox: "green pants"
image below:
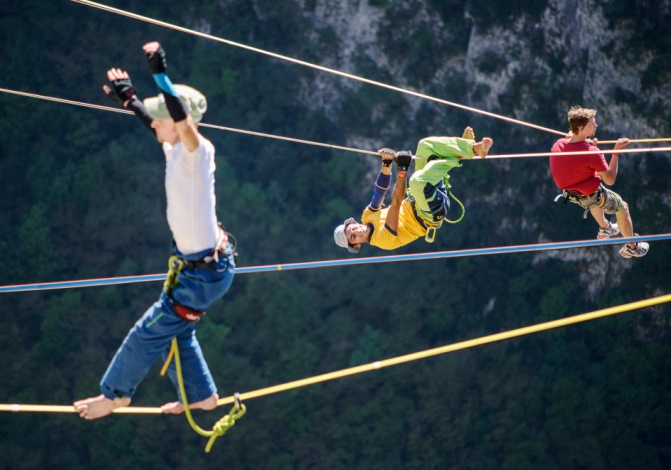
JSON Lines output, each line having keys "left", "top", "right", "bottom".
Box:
{"left": 409, "top": 137, "right": 474, "bottom": 225}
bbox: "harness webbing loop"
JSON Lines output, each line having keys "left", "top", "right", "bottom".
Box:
{"left": 163, "top": 255, "right": 185, "bottom": 295}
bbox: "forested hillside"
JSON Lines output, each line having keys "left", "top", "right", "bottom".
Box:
{"left": 1, "top": 0, "right": 670, "bottom": 468}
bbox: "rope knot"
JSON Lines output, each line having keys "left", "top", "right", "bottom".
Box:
{"left": 205, "top": 404, "right": 246, "bottom": 453}
{"left": 212, "top": 415, "right": 234, "bottom": 435}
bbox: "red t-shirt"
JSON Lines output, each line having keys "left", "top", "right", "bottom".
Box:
{"left": 549, "top": 138, "right": 608, "bottom": 195}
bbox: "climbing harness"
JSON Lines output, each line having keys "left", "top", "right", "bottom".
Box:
{"left": 162, "top": 228, "right": 237, "bottom": 322}
{"left": 163, "top": 255, "right": 185, "bottom": 295}
{"left": 407, "top": 188, "right": 465, "bottom": 243}
{"left": 554, "top": 184, "right": 622, "bottom": 218}
{"left": 161, "top": 338, "right": 246, "bottom": 453}
{"left": 162, "top": 256, "right": 204, "bottom": 322}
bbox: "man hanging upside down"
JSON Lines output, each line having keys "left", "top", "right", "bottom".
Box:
{"left": 333, "top": 128, "right": 493, "bottom": 252}
{"left": 74, "top": 41, "right": 235, "bottom": 419}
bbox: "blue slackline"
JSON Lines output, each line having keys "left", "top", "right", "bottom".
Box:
{"left": 1, "top": 233, "right": 669, "bottom": 294}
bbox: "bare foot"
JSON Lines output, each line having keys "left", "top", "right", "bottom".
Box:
{"left": 462, "top": 126, "right": 475, "bottom": 140}
{"left": 161, "top": 393, "right": 219, "bottom": 414}
{"left": 74, "top": 394, "right": 131, "bottom": 420}
{"left": 473, "top": 137, "right": 493, "bottom": 158}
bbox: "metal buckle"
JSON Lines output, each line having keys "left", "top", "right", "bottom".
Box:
{"left": 425, "top": 226, "right": 437, "bottom": 243}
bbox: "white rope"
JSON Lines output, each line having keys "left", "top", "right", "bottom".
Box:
{"left": 597, "top": 138, "right": 671, "bottom": 144}
{"left": 70, "top": 0, "right": 566, "bottom": 136}
{"left": 483, "top": 146, "right": 671, "bottom": 160}
{"left": 3, "top": 87, "right": 669, "bottom": 160}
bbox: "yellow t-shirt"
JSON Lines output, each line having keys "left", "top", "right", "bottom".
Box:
{"left": 362, "top": 199, "right": 429, "bottom": 251}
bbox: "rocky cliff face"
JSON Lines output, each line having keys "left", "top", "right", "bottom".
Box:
{"left": 289, "top": 0, "right": 670, "bottom": 297}
{"left": 294, "top": 0, "right": 670, "bottom": 138}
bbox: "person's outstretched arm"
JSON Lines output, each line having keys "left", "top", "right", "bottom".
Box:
{"left": 368, "top": 149, "right": 395, "bottom": 211}
{"left": 384, "top": 151, "right": 412, "bottom": 234}
{"left": 143, "top": 41, "right": 200, "bottom": 152}
{"left": 598, "top": 137, "right": 630, "bottom": 185}
{"left": 102, "top": 68, "right": 155, "bottom": 134}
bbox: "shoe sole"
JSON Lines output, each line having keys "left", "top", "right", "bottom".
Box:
{"left": 619, "top": 248, "right": 649, "bottom": 258}
{"left": 597, "top": 233, "right": 619, "bottom": 240}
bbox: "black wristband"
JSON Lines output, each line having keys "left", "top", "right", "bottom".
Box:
{"left": 127, "top": 98, "right": 155, "bottom": 133}
{"left": 162, "top": 92, "right": 189, "bottom": 123}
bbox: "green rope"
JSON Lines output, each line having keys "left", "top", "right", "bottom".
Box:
{"left": 167, "top": 338, "right": 246, "bottom": 453}
{"left": 163, "top": 256, "right": 184, "bottom": 295}
{"left": 161, "top": 257, "right": 246, "bottom": 452}
{"left": 444, "top": 189, "right": 465, "bottom": 224}
{"left": 205, "top": 404, "right": 246, "bottom": 453}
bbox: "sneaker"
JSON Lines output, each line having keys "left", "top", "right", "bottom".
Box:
{"left": 619, "top": 241, "right": 649, "bottom": 258}
{"left": 597, "top": 222, "right": 619, "bottom": 239}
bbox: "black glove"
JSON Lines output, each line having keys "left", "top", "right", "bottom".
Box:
{"left": 146, "top": 44, "right": 167, "bottom": 74}
{"left": 103, "top": 77, "right": 137, "bottom": 107}
{"left": 395, "top": 150, "right": 413, "bottom": 171}
{"left": 379, "top": 148, "right": 396, "bottom": 167}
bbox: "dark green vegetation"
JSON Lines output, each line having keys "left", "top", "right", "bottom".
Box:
{"left": 1, "top": 0, "right": 670, "bottom": 468}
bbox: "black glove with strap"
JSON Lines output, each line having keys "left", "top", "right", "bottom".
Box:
{"left": 103, "top": 77, "right": 154, "bottom": 132}
{"left": 103, "top": 77, "right": 137, "bottom": 107}
{"left": 379, "top": 148, "right": 396, "bottom": 167}
{"left": 146, "top": 44, "right": 168, "bottom": 74}
{"left": 395, "top": 150, "right": 413, "bottom": 172}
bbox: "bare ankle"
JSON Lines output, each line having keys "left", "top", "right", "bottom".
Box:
{"left": 74, "top": 394, "right": 131, "bottom": 420}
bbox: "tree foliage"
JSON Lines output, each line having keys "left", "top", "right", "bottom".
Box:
{"left": 0, "top": 0, "right": 670, "bottom": 468}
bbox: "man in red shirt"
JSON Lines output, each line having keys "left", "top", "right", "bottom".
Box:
{"left": 550, "top": 106, "right": 648, "bottom": 258}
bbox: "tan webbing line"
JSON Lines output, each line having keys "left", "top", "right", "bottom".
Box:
{"left": 3, "top": 87, "right": 669, "bottom": 160}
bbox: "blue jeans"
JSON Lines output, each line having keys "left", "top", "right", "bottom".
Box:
{"left": 100, "top": 247, "right": 235, "bottom": 403}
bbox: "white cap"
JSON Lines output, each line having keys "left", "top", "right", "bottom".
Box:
{"left": 333, "top": 217, "right": 360, "bottom": 253}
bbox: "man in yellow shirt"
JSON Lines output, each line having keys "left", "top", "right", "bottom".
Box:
{"left": 334, "top": 128, "right": 493, "bottom": 252}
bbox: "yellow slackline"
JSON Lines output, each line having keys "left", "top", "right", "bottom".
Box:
{"left": 161, "top": 338, "right": 246, "bottom": 453}
{"left": 0, "top": 404, "right": 163, "bottom": 414}
{"left": 215, "top": 293, "right": 671, "bottom": 406}
{"left": 1, "top": 293, "right": 669, "bottom": 415}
